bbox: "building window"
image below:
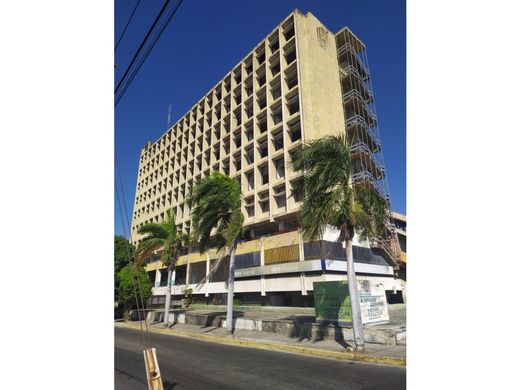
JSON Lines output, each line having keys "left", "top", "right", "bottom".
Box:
{"left": 274, "top": 157, "right": 285, "bottom": 179}
{"left": 258, "top": 139, "right": 268, "bottom": 158}
{"left": 270, "top": 62, "right": 280, "bottom": 77}
{"left": 245, "top": 102, "right": 253, "bottom": 119}
{"left": 288, "top": 120, "right": 301, "bottom": 142}
{"left": 259, "top": 191, "right": 269, "bottom": 213}
{"left": 246, "top": 123, "right": 254, "bottom": 141}
{"left": 234, "top": 90, "right": 242, "bottom": 106}
{"left": 286, "top": 69, "right": 298, "bottom": 90}
{"left": 234, "top": 108, "right": 242, "bottom": 127}
{"left": 258, "top": 115, "right": 267, "bottom": 134}
{"left": 234, "top": 153, "right": 242, "bottom": 171}
{"left": 257, "top": 94, "right": 267, "bottom": 110}
{"left": 246, "top": 171, "right": 254, "bottom": 191}
{"left": 287, "top": 95, "right": 300, "bottom": 116}
{"left": 285, "top": 46, "right": 296, "bottom": 65}
{"left": 257, "top": 50, "right": 265, "bottom": 65}
{"left": 245, "top": 60, "right": 253, "bottom": 75}
{"left": 257, "top": 71, "right": 266, "bottom": 87}
{"left": 259, "top": 164, "right": 269, "bottom": 185}
{"left": 234, "top": 68, "right": 242, "bottom": 85}
{"left": 274, "top": 185, "right": 286, "bottom": 208}
{"left": 245, "top": 146, "right": 254, "bottom": 165}
{"left": 272, "top": 105, "right": 283, "bottom": 125}
{"left": 283, "top": 23, "right": 295, "bottom": 41}
{"left": 245, "top": 197, "right": 255, "bottom": 217}
{"left": 271, "top": 81, "right": 281, "bottom": 101}
{"left": 270, "top": 38, "right": 280, "bottom": 53}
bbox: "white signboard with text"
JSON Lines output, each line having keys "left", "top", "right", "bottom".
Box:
{"left": 359, "top": 280, "right": 390, "bottom": 324}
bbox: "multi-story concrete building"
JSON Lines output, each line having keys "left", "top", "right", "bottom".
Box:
{"left": 131, "top": 10, "right": 403, "bottom": 307}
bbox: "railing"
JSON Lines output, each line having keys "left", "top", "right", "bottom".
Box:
{"left": 351, "top": 142, "right": 386, "bottom": 177}
{"left": 345, "top": 107, "right": 377, "bottom": 129}
{"left": 337, "top": 42, "right": 363, "bottom": 57}
{"left": 345, "top": 120, "right": 381, "bottom": 152}
{"left": 351, "top": 170, "right": 390, "bottom": 203}
{"left": 342, "top": 88, "right": 373, "bottom": 105}
{"left": 372, "top": 237, "right": 399, "bottom": 266}
{"left": 337, "top": 44, "right": 370, "bottom": 78}
{"left": 343, "top": 95, "right": 377, "bottom": 125}
{"left": 339, "top": 64, "right": 366, "bottom": 81}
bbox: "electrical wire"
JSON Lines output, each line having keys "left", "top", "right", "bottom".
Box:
{"left": 115, "top": 0, "right": 184, "bottom": 107}
{"left": 116, "top": 152, "right": 151, "bottom": 340}
{"left": 115, "top": 0, "right": 142, "bottom": 52}
{"left": 115, "top": 170, "right": 149, "bottom": 349}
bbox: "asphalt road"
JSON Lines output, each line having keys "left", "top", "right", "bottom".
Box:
{"left": 115, "top": 327, "right": 406, "bottom": 389}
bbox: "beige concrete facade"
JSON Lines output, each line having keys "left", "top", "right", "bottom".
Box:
{"left": 130, "top": 10, "right": 400, "bottom": 306}
{"left": 130, "top": 10, "right": 350, "bottom": 244}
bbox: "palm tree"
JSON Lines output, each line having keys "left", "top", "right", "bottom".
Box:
{"left": 291, "top": 133, "right": 388, "bottom": 352}
{"left": 188, "top": 172, "right": 244, "bottom": 333}
{"left": 136, "top": 208, "right": 187, "bottom": 327}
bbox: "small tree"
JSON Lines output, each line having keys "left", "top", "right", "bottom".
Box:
{"left": 114, "top": 236, "right": 135, "bottom": 303}
{"left": 291, "top": 134, "right": 388, "bottom": 351}
{"left": 136, "top": 208, "right": 187, "bottom": 326}
{"left": 188, "top": 172, "right": 244, "bottom": 333}
{"left": 117, "top": 263, "right": 152, "bottom": 322}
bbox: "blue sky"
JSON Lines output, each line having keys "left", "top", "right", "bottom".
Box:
{"left": 115, "top": 0, "right": 406, "bottom": 236}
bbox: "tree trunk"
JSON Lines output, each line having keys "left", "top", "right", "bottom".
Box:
{"left": 345, "top": 238, "right": 365, "bottom": 351}
{"left": 123, "top": 305, "right": 130, "bottom": 322}
{"left": 163, "top": 265, "right": 173, "bottom": 327}
{"left": 226, "top": 244, "right": 236, "bottom": 333}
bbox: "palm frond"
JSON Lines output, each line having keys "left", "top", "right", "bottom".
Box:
{"left": 136, "top": 237, "right": 165, "bottom": 264}
{"left": 292, "top": 133, "right": 389, "bottom": 243}
{"left": 195, "top": 247, "right": 229, "bottom": 289}
{"left": 137, "top": 223, "right": 168, "bottom": 239}
{"left": 189, "top": 172, "right": 244, "bottom": 254}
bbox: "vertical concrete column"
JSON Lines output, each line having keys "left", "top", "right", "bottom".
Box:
{"left": 278, "top": 220, "right": 285, "bottom": 231}
{"left": 186, "top": 261, "right": 190, "bottom": 287}
{"left": 155, "top": 268, "right": 161, "bottom": 288}
{"left": 205, "top": 253, "right": 210, "bottom": 297}
{"left": 172, "top": 268, "right": 176, "bottom": 287}
{"left": 298, "top": 228, "right": 307, "bottom": 295}
{"left": 260, "top": 236, "right": 266, "bottom": 297}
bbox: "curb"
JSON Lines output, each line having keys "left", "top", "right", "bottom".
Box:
{"left": 115, "top": 322, "right": 406, "bottom": 367}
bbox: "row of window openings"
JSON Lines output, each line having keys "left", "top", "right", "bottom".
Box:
{"left": 225, "top": 73, "right": 297, "bottom": 124}
{"left": 137, "top": 150, "right": 291, "bottom": 207}
{"left": 244, "top": 185, "right": 289, "bottom": 217}
{"left": 140, "top": 24, "right": 296, "bottom": 165}
{"left": 233, "top": 34, "right": 294, "bottom": 84}
{"left": 144, "top": 99, "right": 299, "bottom": 172}
{"left": 200, "top": 43, "right": 295, "bottom": 114}
{"left": 139, "top": 78, "right": 298, "bottom": 171}
{"left": 138, "top": 120, "right": 301, "bottom": 191}
{"left": 136, "top": 178, "right": 293, "bottom": 220}
{"left": 244, "top": 158, "right": 286, "bottom": 189}
{"left": 185, "top": 61, "right": 297, "bottom": 132}
{"left": 136, "top": 190, "right": 291, "bottom": 224}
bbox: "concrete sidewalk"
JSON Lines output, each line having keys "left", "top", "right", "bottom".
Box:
{"left": 137, "top": 303, "right": 406, "bottom": 346}
{"left": 120, "top": 304, "right": 406, "bottom": 366}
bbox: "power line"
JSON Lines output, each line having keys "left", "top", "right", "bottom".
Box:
{"left": 115, "top": 0, "right": 142, "bottom": 52}
{"left": 115, "top": 0, "right": 184, "bottom": 107}
{"left": 115, "top": 152, "right": 151, "bottom": 347}
{"left": 115, "top": 0, "right": 171, "bottom": 94}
